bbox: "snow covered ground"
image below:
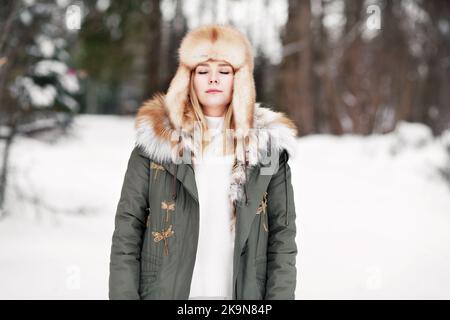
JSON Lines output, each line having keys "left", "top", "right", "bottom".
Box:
{"left": 0, "top": 115, "right": 449, "bottom": 299}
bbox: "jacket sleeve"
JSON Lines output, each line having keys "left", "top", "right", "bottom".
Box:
{"left": 109, "top": 146, "right": 149, "bottom": 299}
{"left": 265, "top": 149, "right": 298, "bottom": 299}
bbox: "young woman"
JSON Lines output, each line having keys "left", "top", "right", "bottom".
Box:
{"left": 109, "top": 23, "right": 298, "bottom": 300}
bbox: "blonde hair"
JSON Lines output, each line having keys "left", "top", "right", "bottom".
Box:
{"left": 188, "top": 66, "right": 238, "bottom": 232}
{"left": 188, "top": 68, "right": 236, "bottom": 158}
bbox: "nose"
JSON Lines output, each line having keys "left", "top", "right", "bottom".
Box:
{"left": 208, "top": 75, "right": 219, "bottom": 84}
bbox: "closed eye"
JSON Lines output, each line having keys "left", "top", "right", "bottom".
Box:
{"left": 198, "top": 71, "right": 231, "bottom": 74}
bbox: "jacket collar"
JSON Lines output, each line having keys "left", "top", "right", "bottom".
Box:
{"left": 134, "top": 92, "right": 297, "bottom": 205}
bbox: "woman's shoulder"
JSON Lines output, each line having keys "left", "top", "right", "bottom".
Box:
{"left": 134, "top": 92, "right": 176, "bottom": 164}
{"left": 253, "top": 102, "right": 298, "bottom": 163}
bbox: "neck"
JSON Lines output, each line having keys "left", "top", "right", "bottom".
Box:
{"left": 202, "top": 105, "right": 227, "bottom": 117}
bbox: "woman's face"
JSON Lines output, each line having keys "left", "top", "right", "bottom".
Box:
{"left": 193, "top": 60, "right": 234, "bottom": 116}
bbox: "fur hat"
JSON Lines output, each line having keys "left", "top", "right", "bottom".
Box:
{"left": 164, "top": 23, "right": 256, "bottom": 166}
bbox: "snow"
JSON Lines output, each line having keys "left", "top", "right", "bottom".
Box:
{"left": 56, "top": 0, "right": 71, "bottom": 8}
{"left": 392, "top": 120, "right": 433, "bottom": 149}
{"left": 17, "top": 77, "right": 57, "bottom": 108}
{"left": 293, "top": 132, "right": 450, "bottom": 299}
{"left": 0, "top": 126, "right": 11, "bottom": 137}
{"left": 0, "top": 117, "right": 449, "bottom": 299}
{"left": 0, "top": 115, "right": 134, "bottom": 299}
{"left": 96, "top": 0, "right": 111, "bottom": 12}
{"left": 34, "top": 60, "right": 67, "bottom": 77}
{"left": 36, "top": 36, "right": 56, "bottom": 58}
{"left": 58, "top": 72, "right": 80, "bottom": 94}
{"left": 20, "top": 10, "right": 33, "bottom": 26}
{"left": 19, "top": 59, "right": 80, "bottom": 109}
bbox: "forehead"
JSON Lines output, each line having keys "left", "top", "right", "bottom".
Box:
{"left": 196, "top": 60, "right": 232, "bottom": 68}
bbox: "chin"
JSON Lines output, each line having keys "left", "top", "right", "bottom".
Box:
{"left": 202, "top": 98, "right": 229, "bottom": 108}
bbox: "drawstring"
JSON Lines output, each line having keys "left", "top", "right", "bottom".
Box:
{"left": 284, "top": 151, "right": 289, "bottom": 226}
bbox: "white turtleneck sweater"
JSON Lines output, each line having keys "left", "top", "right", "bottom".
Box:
{"left": 188, "top": 115, "right": 235, "bottom": 300}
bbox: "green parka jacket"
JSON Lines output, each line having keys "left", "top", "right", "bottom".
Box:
{"left": 109, "top": 94, "right": 298, "bottom": 300}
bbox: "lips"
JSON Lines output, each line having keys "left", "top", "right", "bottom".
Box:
{"left": 206, "top": 89, "right": 222, "bottom": 93}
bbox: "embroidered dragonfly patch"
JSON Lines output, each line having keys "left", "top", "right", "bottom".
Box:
{"left": 161, "top": 201, "right": 175, "bottom": 224}
{"left": 152, "top": 224, "right": 175, "bottom": 256}
{"left": 151, "top": 162, "right": 165, "bottom": 180}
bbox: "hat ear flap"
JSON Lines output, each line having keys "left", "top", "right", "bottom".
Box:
{"left": 231, "top": 64, "right": 255, "bottom": 132}
{"left": 232, "top": 64, "right": 256, "bottom": 163}
{"left": 165, "top": 65, "right": 191, "bottom": 130}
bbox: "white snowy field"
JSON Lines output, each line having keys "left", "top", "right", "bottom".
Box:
{"left": 0, "top": 115, "right": 449, "bottom": 299}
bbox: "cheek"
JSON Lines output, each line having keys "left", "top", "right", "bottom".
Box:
{"left": 224, "top": 76, "right": 234, "bottom": 95}
{"left": 193, "top": 76, "right": 206, "bottom": 94}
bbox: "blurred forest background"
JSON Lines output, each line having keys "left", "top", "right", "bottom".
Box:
{"left": 1, "top": 0, "right": 450, "bottom": 213}
{"left": 1, "top": 0, "right": 450, "bottom": 299}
